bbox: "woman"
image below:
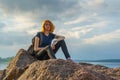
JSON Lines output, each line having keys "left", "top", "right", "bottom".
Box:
{"left": 34, "top": 20, "right": 71, "bottom": 60}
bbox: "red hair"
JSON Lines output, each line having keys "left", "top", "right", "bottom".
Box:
{"left": 41, "top": 20, "right": 55, "bottom": 33}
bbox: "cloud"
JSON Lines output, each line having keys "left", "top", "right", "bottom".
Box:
{"left": 0, "top": 0, "right": 78, "bottom": 21}
{"left": 0, "top": 0, "right": 80, "bottom": 35}
{"left": 0, "top": 15, "right": 39, "bottom": 35}
{"left": 104, "top": 0, "right": 120, "bottom": 12}
{"left": 0, "top": 31, "right": 32, "bottom": 46}
{"left": 77, "top": 0, "right": 105, "bottom": 12}
{"left": 60, "top": 20, "right": 109, "bottom": 39}
{"left": 64, "top": 16, "right": 90, "bottom": 25}
{"left": 0, "top": 0, "right": 120, "bottom": 59}
{"left": 86, "top": 0, "right": 104, "bottom": 7}
{"left": 55, "top": 26, "right": 93, "bottom": 39}
{"left": 83, "top": 29, "right": 120, "bottom": 44}
{"left": 0, "top": 22, "right": 6, "bottom": 28}
{"left": 64, "top": 13, "right": 98, "bottom": 25}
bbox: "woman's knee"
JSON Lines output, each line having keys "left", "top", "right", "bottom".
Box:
{"left": 58, "top": 40, "right": 65, "bottom": 44}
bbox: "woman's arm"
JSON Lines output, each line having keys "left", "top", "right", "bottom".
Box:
{"left": 34, "top": 37, "right": 43, "bottom": 51}
{"left": 55, "top": 35, "right": 65, "bottom": 41}
{"left": 51, "top": 35, "right": 65, "bottom": 50}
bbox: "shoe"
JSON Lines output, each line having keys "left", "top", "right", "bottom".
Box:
{"left": 67, "top": 57, "right": 73, "bottom": 62}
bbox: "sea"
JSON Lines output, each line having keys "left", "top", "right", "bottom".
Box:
{"left": 75, "top": 60, "right": 120, "bottom": 68}
{"left": 0, "top": 62, "right": 9, "bottom": 70}
{"left": 0, "top": 60, "right": 120, "bottom": 70}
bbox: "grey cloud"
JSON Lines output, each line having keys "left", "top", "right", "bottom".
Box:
{"left": 0, "top": 31, "right": 33, "bottom": 46}
{"left": 98, "top": 0, "right": 120, "bottom": 17}
{"left": 0, "top": 0, "right": 78, "bottom": 20}
{"left": 0, "top": 22, "right": 6, "bottom": 28}
{"left": 0, "top": 0, "right": 119, "bottom": 22}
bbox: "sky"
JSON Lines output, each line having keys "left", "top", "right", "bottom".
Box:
{"left": 0, "top": 0, "right": 120, "bottom": 60}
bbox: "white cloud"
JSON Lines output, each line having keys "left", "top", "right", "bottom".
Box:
{"left": 83, "top": 29, "right": 120, "bottom": 44}
{"left": 64, "top": 16, "right": 88, "bottom": 25}
{"left": 55, "top": 26, "right": 93, "bottom": 39}
{"left": 64, "top": 13, "right": 98, "bottom": 25}
{"left": 79, "top": 0, "right": 104, "bottom": 9}
{"left": 87, "top": 0, "right": 104, "bottom": 7}
{"left": 57, "top": 19, "right": 110, "bottom": 39}
{"left": 1, "top": 15, "right": 38, "bottom": 35}
{"left": 87, "top": 20, "right": 109, "bottom": 28}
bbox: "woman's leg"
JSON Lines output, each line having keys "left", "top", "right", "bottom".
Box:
{"left": 53, "top": 40, "right": 71, "bottom": 59}
{"left": 37, "top": 51, "right": 49, "bottom": 60}
{"left": 36, "top": 45, "right": 56, "bottom": 60}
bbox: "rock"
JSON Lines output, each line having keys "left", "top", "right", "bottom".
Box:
{"left": 79, "top": 62, "right": 120, "bottom": 80}
{"left": 0, "top": 70, "right": 4, "bottom": 79}
{"left": 105, "top": 68, "right": 120, "bottom": 79}
{"left": 2, "top": 49, "right": 37, "bottom": 80}
{"left": 18, "top": 59, "right": 114, "bottom": 80}
{"left": 0, "top": 48, "right": 119, "bottom": 80}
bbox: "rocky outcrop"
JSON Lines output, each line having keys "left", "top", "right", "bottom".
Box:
{"left": 80, "top": 63, "right": 120, "bottom": 79}
{"left": 1, "top": 49, "right": 37, "bottom": 80}
{"left": 18, "top": 59, "right": 115, "bottom": 80}
{"left": 0, "top": 49, "right": 119, "bottom": 80}
{"left": 0, "top": 70, "right": 4, "bottom": 79}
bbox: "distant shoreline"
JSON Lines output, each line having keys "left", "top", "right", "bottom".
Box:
{"left": 0, "top": 57, "right": 13, "bottom": 63}
{"left": 75, "top": 59, "right": 120, "bottom": 62}
{"left": 74, "top": 59, "right": 120, "bottom": 68}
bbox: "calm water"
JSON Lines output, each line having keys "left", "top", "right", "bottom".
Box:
{"left": 76, "top": 61, "right": 120, "bottom": 68}
{"left": 85, "top": 62, "right": 120, "bottom": 68}
{"left": 0, "top": 62, "right": 9, "bottom": 70}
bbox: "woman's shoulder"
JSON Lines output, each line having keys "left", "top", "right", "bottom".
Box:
{"left": 36, "top": 32, "right": 43, "bottom": 37}
{"left": 36, "top": 32, "right": 43, "bottom": 35}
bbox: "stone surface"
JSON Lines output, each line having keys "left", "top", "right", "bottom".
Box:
{"left": 0, "top": 49, "right": 119, "bottom": 80}
{"left": 18, "top": 59, "right": 115, "bottom": 80}
{"left": 2, "top": 49, "right": 37, "bottom": 80}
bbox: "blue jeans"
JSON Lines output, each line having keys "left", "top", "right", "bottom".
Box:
{"left": 53, "top": 40, "right": 70, "bottom": 59}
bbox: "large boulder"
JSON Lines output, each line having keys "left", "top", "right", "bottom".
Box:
{"left": 2, "top": 49, "right": 37, "bottom": 80}
{"left": 18, "top": 59, "right": 115, "bottom": 80}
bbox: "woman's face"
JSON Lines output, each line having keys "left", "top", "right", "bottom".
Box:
{"left": 44, "top": 22, "right": 51, "bottom": 31}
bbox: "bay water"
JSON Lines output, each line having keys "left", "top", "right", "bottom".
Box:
{"left": 75, "top": 60, "right": 120, "bottom": 68}
{"left": 0, "top": 62, "right": 9, "bottom": 70}
{"left": 83, "top": 62, "right": 120, "bottom": 68}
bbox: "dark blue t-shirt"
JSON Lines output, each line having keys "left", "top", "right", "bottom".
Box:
{"left": 36, "top": 32, "right": 55, "bottom": 47}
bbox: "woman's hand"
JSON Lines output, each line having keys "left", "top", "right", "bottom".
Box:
{"left": 51, "top": 44, "right": 55, "bottom": 50}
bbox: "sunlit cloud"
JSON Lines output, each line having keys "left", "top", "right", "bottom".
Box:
{"left": 55, "top": 27, "right": 93, "bottom": 39}
{"left": 1, "top": 15, "right": 38, "bottom": 35}
{"left": 79, "top": 0, "right": 104, "bottom": 9}
{"left": 64, "top": 13, "right": 98, "bottom": 25}
{"left": 61, "top": 20, "right": 109, "bottom": 39}
{"left": 87, "top": 0, "right": 104, "bottom": 7}
{"left": 64, "top": 16, "right": 89, "bottom": 25}
{"left": 83, "top": 29, "right": 120, "bottom": 44}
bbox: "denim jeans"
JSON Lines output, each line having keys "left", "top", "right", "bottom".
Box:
{"left": 36, "top": 40, "right": 70, "bottom": 60}
{"left": 53, "top": 40, "right": 70, "bottom": 59}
